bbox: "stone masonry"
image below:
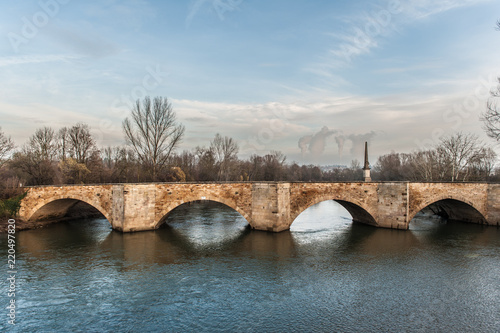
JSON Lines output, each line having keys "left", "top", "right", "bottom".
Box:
{"left": 18, "top": 182, "right": 500, "bottom": 232}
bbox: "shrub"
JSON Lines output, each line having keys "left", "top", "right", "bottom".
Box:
{"left": 0, "top": 192, "right": 27, "bottom": 217}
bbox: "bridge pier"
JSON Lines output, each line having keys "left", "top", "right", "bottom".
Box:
{"left": 250, "top": 183, "right": 291, "bottom": 232}
{"left": 111, "top": 185, "right": 125, "bottom": 231}
{"left": 114, "top": 184, "right": 158, "bottom": 232}
{"left": 375, "top": 182, "right": 409, "bottom": 229}
{"left": 486, "top": 184, "right": 500, "bottom": 226}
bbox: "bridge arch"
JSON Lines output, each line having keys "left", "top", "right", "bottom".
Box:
{"left": 155, "top": 197, "right": 252, "bottom": 229}
{"left": 290, "top": 196, "right": 378, "bottom": 227}
{"left": 409, "top": 194, "right": 487, "bottom": 225}
{"left": 24, "top": 195, "right": 112, "bottom": 226}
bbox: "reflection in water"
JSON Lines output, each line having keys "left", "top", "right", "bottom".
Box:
{"left": 291, "top": 200, "right": 423, "bottom": 256}
{"left": 161, "top": 201, "right": 249, "bottom": 248}
{"left": 2, "top": 201, "right": 500, "bottom": 332}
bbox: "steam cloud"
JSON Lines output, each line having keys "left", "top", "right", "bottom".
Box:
{"left": 298, "top": 127, "right": 376, "bottom": 163}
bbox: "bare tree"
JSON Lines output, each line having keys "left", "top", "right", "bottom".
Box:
{"left": 0, "top": 127, "right": 14, "bottom": 167}
{"left": 438, "top": 132, "right": 487, "bottom": 181}
{"left": 67, "top": 123, "right": 97, "bottom": 163}
{"left": 102, "top": 146, "right": 114, "bottom": 169}
{"left": 10, "top": 127, "right": 59, "bottom": 185}
{"left": 482, "top": 88, "right": 500, "bottom": 142}
{"left": 468, "top": 146, "right": 497, "bottom": 180}
{"left": 210, "top": 133, "right": 239, "bottom": 181}
{"left": 373, "top": 133, "right": 495, "bottom": 182}
{"left": 247, "top": 154, "right": 263, "bottom": 180}
{"left": 58, "top": 127, "right": 69, "bottom": 161}
{"left": 373, "top": 152, "right": 403, "bottom": 180}
{"left": 262, "top": 150, "right": 286, "bottom": 181}
{"left": 193, "top": 146, "right": 216, "bottom": 181}
{"left": 406, "top": 150, "right": 446, "bottom": 181}
{"left": 123, "top": 96, "right": 185, "bottom": 181}
{"left": 170, "top": 150, "right": 197, "bottom": 181}
{"left": 103, "top": 146, "right": 139, "bottom": 183}
{"left": 29, "top": 127, "right": 58, "bottom": 160}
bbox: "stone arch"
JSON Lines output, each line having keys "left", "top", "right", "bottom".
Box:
{"left": 155, "top": 197, "right": 252, "bottom": 229}
{"left": 24, "top": 195, "right": 112, "bottom": 226}
{"left": 408, "top": 194, "right": 487, "bottom": 225}
{"left": 290, "top": 195, "right": 378, "bottom": 227}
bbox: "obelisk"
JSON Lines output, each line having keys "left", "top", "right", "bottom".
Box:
{"left": 363, "top": 141, "right": 371, "bottom": 182}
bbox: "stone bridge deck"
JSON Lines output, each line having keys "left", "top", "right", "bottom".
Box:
{"left": 18, "top": 182, "right": 500, "bottom": 232}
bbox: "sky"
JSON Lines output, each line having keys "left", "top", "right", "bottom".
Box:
{"left": 1, "top": 0, "right": 500, "bottom": 165}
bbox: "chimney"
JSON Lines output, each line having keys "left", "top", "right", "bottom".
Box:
{"left": 363, "top": 141, "right": 371, "bottom": 182}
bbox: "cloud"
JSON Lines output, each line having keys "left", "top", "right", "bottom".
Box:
{"left": 0, "top": 100, "right": 120, "bottom": 147}
{"left": 372, "top": 62, "right": 442, "bottom": 74}
{"left": 299, "top": 126, "right": 338, "bottom": 158}
{"left": 0, "top": 54, "right": 82, "bottom": 67}
{"left": 307, "top": 0, "right": 492, "bottom": 79}
{"left": 3, "top": 82, "right": 493, "bottom": 162}
{"left": 298, "top": 126, "right": 377, "bottom": 164}
{"left": 401, "top": 0, "right": 491, "bottom": 20}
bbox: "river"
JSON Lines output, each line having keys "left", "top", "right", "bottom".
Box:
{"left": 1, "top": 200, "right": 500, "bottom": 332}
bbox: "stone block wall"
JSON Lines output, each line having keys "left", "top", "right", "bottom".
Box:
{"left": 407, "top": 183, "right": 488, "bottom": 223}
{"left": 111, "top": 185, "right": 124, "bottom": 231}
{"left": 375, "top": 182, "right": 408, "bottom": 229}
{"left": 18, "top": 182, "right": 499, "bottom": 233}
{"left": 486, "top": 184, "right": 500, "bottom": 226}
{"left": 121, "top": 184, "right": 156, "bottom": 232}
{"left": 288, "top": 182, "right": 379, "bottom": 227}
{"left": 250, "top": 183, "right": 291, "bottom": 232}
{"left": 19, "top": 185, "right": 114, "bottom": 225}
{"left": 154, "top": 183, "right": 253, "bottom": 228}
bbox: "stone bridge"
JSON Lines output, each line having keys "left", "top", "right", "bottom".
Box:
{"left": 18, "top": 182, "right": 500, "bottom": 232}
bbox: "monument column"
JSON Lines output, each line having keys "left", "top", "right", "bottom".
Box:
{"left": 363, "top": 141, "right": 371, "bottom": 182}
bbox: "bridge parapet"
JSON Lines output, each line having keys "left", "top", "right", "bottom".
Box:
{"left": 19, "top": 185, "right": 115, "bottom": 226}
{"left": 17, "top": 182, "right": 500, "bottom": 232}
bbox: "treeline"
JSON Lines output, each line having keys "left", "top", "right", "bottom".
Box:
{"left": 0, "top": 124, "right": 365, "bottom": 194}
{"left": 0, "top": 124, "right": 497, "bottom": 197}
{"left": 374, "top": 132, "right": 498, "bottom": 182}
{"left": 0, "top": 96, "right": 499, "bottom": 199}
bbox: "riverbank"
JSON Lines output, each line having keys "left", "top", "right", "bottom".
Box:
{"left": 0, "top": 217, "right": 62, "bottom": 233}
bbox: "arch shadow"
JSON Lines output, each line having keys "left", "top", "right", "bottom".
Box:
{"left": 27, "top": 198, "right": 111, "bottom": 226}
{"left": 410, "top": 198, "right": 487, "bottom": 225}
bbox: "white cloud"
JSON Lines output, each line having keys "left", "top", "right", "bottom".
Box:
{"left": 0, "top": 54, "right": 82, "bottom": 67}
{"left": 308, "top": 0, "right": 494, "bottom": 79}
{"left": 2, "top": 84, "right": 494, "bottom": 164}
{"left": 0, "top": 101, "right": 120, "bottom": 147}
{"left": 401, "top": 0, "right": 491, "bottom": 20}
{"left": 168, "top": 86, "right": 492, "bottom": 163}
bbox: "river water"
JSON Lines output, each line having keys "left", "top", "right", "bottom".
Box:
{"left": 2, "top": 200, "right": 500, "bottom": 332}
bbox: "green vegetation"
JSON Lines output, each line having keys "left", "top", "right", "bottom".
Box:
{"left": 0, "top": 192, "right": 27, "bottom": 218}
